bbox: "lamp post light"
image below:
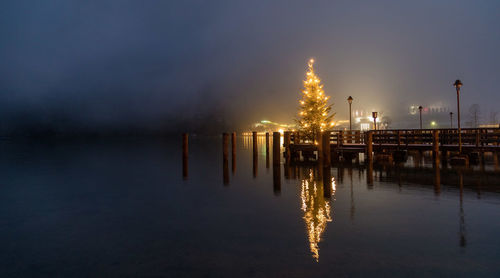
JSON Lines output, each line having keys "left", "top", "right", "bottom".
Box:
{"left": 418, "top": 106, "right": 423, "bottom": 129}
{"left": 453, "top": 79, "right": 463, "bottom": 153}
{"left": 372, "top": 112, "right": 378, "bottom": 130}
{"left": 450, "top": 112, "right": 453, "bottom": 128}
{"left": 347, "top": 96, "right": 353, "bottom": 131}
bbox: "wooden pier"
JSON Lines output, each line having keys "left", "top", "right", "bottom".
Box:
{"left": 285, "top": 128, "right": 500, "bottom": 164}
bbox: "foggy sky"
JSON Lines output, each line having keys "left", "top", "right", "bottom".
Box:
{"left": 1, "top": 0, "right": 499, "bottom": 134}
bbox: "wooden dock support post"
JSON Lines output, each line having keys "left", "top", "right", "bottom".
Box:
{"left": 322, "top": 131, "right": 331, "bottom": 167}
{"left": 397, "top": 131, "right": 402, "bottom": 149}
{"left": 231, "top": 132, "right": 236, "bottom": 174}
{"left": 252, "top": 131, "right": 258, "bottom": 178}
{"left": 272, "top": 132, "right": 281, "bottom": 195}
{"left": 366, "top": 131, "right": 373, "bottom": 161}
{"left": 265, "top": 132, "right": 270, "bottom": 169}
{"left": 284, "top": 131, "right": 291, "bottom": 164}
{"left": 252, "top": 131, "right": 258, "bottom": 153}
{"left": 182, "top": 133, "right": 188, "bottom": 179}
{"left": 432, "top": 130, "right": 440, "bottom": 165}
{"left": 222, "top": 133, "right": 229, "bottom": 185}
{"left": 273, "top": 132, "right": 280, "bottom": 165}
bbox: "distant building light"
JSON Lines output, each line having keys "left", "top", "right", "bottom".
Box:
{"left": 360, "top": 123, "right": 370, "bottom": 131}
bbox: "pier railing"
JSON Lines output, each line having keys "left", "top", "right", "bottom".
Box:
{"left": 288, "top": 128, "right": 500, "bottom": 147}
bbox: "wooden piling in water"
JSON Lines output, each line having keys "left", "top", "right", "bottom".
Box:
{"left": 366, "top": 131, "right": 373, "bottom": 161}
{"left": 265, "top": 132, "right": 270, "bottom": 169}
{"left": 284, "top": 131, "right": 291, "bottom": 164}
{"left": 273, "top": 132, "right": 280, "bottom": 165}
{"left": 252, "top": 131, "right": 258, "bottom": 177}
{"left": 322, "top": 131, "right": 331, "bottom": 166}
{"left": 252, "top": 131, "right": 258, "bottom": 153}
{"left": 432, "top": 130, "right": 440, "bottom": 165}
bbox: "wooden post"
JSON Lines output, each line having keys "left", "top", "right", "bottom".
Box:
{"left": 475, "top": 129, "right": 480, "bottom": 147}
{"left": 318, "top": 131, "right": 324, "bottom": 162}
{"left": 252, "top": 131, "right": 258, "bottom": 153}
{"left": 252, "top": 131, "right": 258, "bottom": 177}
{"left": 322, "top": 131, "right": 331, "bottom": 166}
{"left": 273, "top": 132, "right": 280, "bottom": 165}
{"left": 432, "top": 130, "right": 440, "bottom": 165}
{"left": 284, "top": 131, "right": 291, "bottom": 164}
{"left": 222, "top": 133, "right": 229, "bottom": 185}
{"left": 366, "top": 131, "right": 373, "bottom": 161}
{"left": 182, "top": 133, "right": 188, "bottom": 179}
{"left": 397, "top": 131, "right": 401, "bottom": 149}
{"left": 231, "top": 132, "right": 236, "bottom": 174}
{"left": 265, "top": 132, "right": 270, "bottom": 169}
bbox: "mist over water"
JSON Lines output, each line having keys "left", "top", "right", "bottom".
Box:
{"left": 1, "top": 1, "right": 500, "bottom": 135}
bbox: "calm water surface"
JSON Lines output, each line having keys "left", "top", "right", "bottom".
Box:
{"left": 1, "top": 136, "right": 499, "bottom": 277}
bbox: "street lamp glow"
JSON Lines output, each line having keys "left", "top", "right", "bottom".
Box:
{"left": 347, "top": 96, "right": 353, "bottom": 130}
{"left": 453, "top": 79, "right": 463, "bottom": 153}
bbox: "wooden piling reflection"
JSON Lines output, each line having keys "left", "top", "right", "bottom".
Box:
{"left": 367, "top": 161, "right": 374, "bottom": 187}
{"left": 434, "top": 164, "right": 441, "bottom": 195}
{"left": 182, "top": 133, "right": 188, "bottom": 179}
{"left": 323, "top": 166, "right": 332, "bottom": 198}
{"left": 459, "top": 171, "right": 466, "bottom": 248}
{"left": 223, "top": 133, "right": 229, "bottom": 185}
{"left": 273, "top": 162, "right": 281, "bottom": 195}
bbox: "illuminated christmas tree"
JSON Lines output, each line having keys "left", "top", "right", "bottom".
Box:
{"left": 296, "top": 59, "right": 334, "bottom": 142}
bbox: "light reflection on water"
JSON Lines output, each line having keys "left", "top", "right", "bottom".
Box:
{"left": 300, "top": 168, "right": 335, "bottom": 261}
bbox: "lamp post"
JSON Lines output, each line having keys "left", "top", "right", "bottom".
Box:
{"left": 453, "top": 80, "right": 463, "bottom": 153}
{"left": 449, "top": 112, "right": 453, "bottom": 128}
{"left": 418, "top": 106, "right": 423, "bottom": 129}
{"left": 372, "top": 112, "right": 378, "bottom": 130}
{"left": 347, "top": 96, "right": 353, "bottom": 131}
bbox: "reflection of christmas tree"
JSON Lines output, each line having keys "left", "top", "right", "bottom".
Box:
{"left": 300, "top": 168, "right": 336, "bottom": 261}
{"left": 296, "top": 59, "right": 334, "bottom": 142}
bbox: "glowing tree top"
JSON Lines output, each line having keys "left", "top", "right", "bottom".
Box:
{"left": 296, "top": 59, "right": 334, "bottom": 142}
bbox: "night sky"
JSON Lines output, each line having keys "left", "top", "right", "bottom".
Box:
{"left": 1, "top": 1, "right": 499, "bottom": 134}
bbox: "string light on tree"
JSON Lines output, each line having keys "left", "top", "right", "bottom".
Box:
{"left": 296, "top": 59, "right": 335, "bottom": 142}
